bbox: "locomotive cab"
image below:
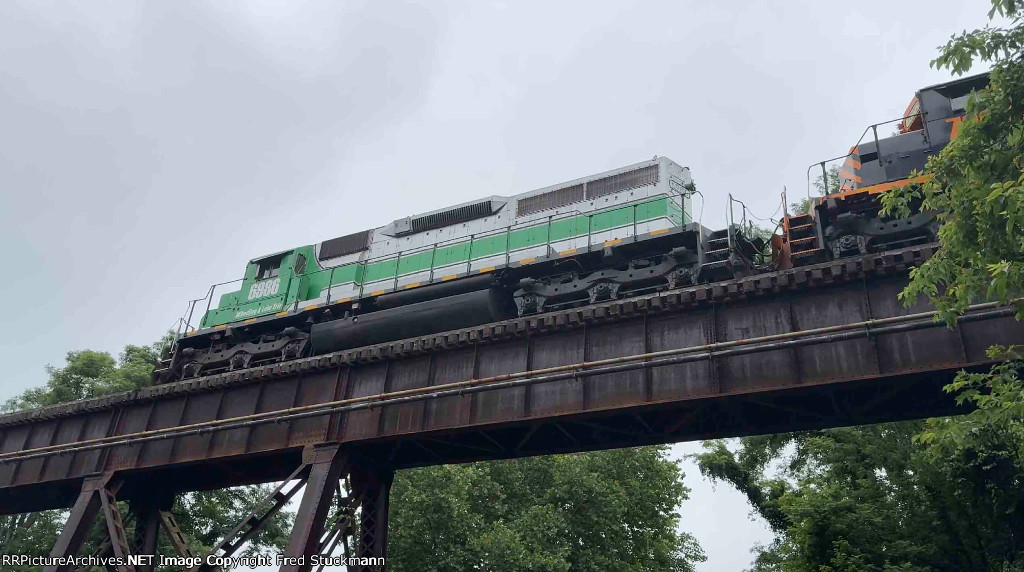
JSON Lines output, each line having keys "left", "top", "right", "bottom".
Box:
{"left": 199, "top": 249, "right": 310, "bottom": 329}
{"left": 839, "top": 72, "right": 988, "bottom": 192}
{"left": 778, "top": 72, "right": 988, "bottom": 268}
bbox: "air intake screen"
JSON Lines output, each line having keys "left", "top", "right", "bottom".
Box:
{"left": 516, "top": 184, "right": 585, "bottom": 217}
{"left": 319, "top": 229, "right": 372, "bottom": 260}
{"left": 410, "top": 201, "right": 494, "bottom": 233}
{"left": 585, "top": 164, "right": 659, "bottom": 199}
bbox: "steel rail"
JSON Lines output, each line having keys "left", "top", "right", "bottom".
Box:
{"left": 0, "top": 304, "right": 1012, "bottom": 465}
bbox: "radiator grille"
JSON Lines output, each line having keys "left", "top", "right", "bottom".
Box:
{"left": 319, "top": 229, "right": 372, "bottom": 260}
{"left": 410, "top": 201, "right": 494, "bottom": 233}
{"left": 516, "top": 184, "right": 585, "bottom": 217}
{"left": 585, "top": 164, "right": 660, "bottom": 199}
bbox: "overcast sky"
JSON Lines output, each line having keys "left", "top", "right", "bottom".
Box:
{"left": 0, "top": 0, "right": 995, "bottom": 569}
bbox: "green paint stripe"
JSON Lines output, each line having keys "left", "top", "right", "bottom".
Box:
{"left": 361, "top": 196, "right": 680, "bottom": 279}
{"left": 200, "top": 197, "right": 684, "bottom": 327}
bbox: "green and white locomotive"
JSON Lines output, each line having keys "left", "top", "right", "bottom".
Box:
{"left": 158, "top": 73, "right": 987, "bottom": 383}
{"left": 160, "top": 157, "right": 763, "bottom": 381}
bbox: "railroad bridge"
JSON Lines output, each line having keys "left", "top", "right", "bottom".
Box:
{"left": 1, "top": 243, "right": 1021, "bottom": 571}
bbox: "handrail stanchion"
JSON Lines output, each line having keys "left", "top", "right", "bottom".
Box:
{"left": 871, "top": 124, "right": 886, "bottom": 180}
{"left": 204, "top": 285, "right": 216, "bottom": 324}
{"left": 325, "top": 267, "right": 335, "bottom": 305}
{"left": 587, "top": 215, "right": 592, "bottom": 249}
{"left": 632, "top": 204, "right": 638, "bottom": 239}
{"left": 394, "top": 252, "right": 402, "bottom": 291}
{"left": 726, "top": 194, "right": 734, "bottom": 253}
{"left": 429, "top": 245, "right": 437, "bottom": 282}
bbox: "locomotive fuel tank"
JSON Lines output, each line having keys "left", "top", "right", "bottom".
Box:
{"left": 309, "top": 287, "right": 516, "bottom": 354}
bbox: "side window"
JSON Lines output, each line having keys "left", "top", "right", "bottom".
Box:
{"left": 294, "top": 254, "right": 307, "bottom": 275}
{"left": 257, "top": 257, "right": 282, "bottom": 280}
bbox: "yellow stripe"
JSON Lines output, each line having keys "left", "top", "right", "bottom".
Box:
{"left": 275, "top": 311, "right": 289, "bottom": 316}
{"left": 865, "top": 174, "right": 932, "bottom": 194}
{"left": 214, "top": 324, "right": 227, "bottom": 330}
{"left": 559, "top": 248, "right": 577, "bottom": 256}
{"left": 243, "top": 318, "right": 258, "bottom": 323}
{"left": 404, "top": 282, "right": 420, "bottom": 289}
{"left": 370, "top": 290, "right": 386, "bottom": 296}
{"left": 604, "top": 238, "right": 622, "bottom": 246}
{"left": 517, "top": 257, "right": 536, "bottom": 265}
{"left": 478, "top": 266, "right": 495, "bottom": 273}
{"left": 305, "top": 304, "right": 318, "bottom": 311}
{"left": 441, "top": 274, "right": 458, "bottom": 281}
{"left": 651, "top": 228, "right": 669, "bottom": 236}
{"left": 824, "top": 174, "right": 934, "bottom": 202}
{"left": 333, "top": 297, "right": 351, "bottom": 304}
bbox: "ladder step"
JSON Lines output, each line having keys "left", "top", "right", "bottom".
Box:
{"left": 788, "top": 223, "right": 813, "bottom": 231}
{"left": 790, "top": 237, "right": 817, "bottom": 245}
{"left": 701, "top": 260, "right": 730, "bottom": 270}
{"left": 792, "top": 248, "right": 824, "bottom": 258}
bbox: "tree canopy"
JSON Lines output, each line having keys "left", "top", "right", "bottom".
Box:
{"left": 0, "top": 338, "right": 292, "bottom": 569}
{"left": 388, "top": 447, "right": 705, "bottom": 572}
{"left": 696, "top": 2, "right": 1024, "bottom": 570}
{"left": 695, "top": 421, "right": 1024, "bottom": 571}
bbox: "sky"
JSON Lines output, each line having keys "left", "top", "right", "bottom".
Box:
{"left": 0, "top": 0, "right": 997, "bottom": 569}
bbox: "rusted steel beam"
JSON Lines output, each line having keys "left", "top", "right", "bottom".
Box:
{"left": 45, "top": 473, "right": 116, "bottom": 572}
{"left": 351, "top": 464, "right": 392, "bottom": 571}
{"left": 0, "top": 244, "right": 937, "bottom": 429}
{"left": 0, "top": 245, "right": 1021, "bottom": 517}
{"left": 280, "top": 445, "right": 349, "bottom": 571}
{"left": 192, "top": 461, "right": 313, "bottom": 571}
{"left": 0, "top": 304, "right": 1013, "bottom": 470}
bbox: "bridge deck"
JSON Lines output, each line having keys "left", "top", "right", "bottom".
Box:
{"left": 1, "top": 244, "right": 1021, "bottom": 514}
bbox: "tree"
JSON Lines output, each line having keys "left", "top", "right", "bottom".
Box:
{"left": 691, "top": 3, "right": 1024, "bottom": 570}
{"left": 878, "top": 0, "right": 1024, "bottom": 500}
{"left": 694, "top": 422, "right": 1024, "bottom": 571}
{"left": 0, "top": 337, "right": 292, "bottom": 568}
{"left": 388, "top": 447, "right": 705, "bottom": 572}
{"left": 790, "top": 165, "right": 841, "bottom": 215}
{"left": 880, "top": 0, "right": 1024, "bottom": 324}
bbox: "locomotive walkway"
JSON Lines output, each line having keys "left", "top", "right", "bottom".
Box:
{"left": 1, "top": 242, "right": 1021, "bottom": 571}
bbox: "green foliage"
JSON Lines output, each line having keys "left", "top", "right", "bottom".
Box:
{"left": 694, "top": 422, "right": 1024, "bottom": 571}
{"left": 2, "top": 336, "right": 172, "bottom": 412}
{"left": 0, "top": 336, "right": 291, "bottom": 564}
{"left": 700, "top": 7, "right": 1024, "bottom": 570}
{"left": 0, "top": 512, "right": 65, "bottom": 571}
{"left": 171, "top": 487, "right": 292, "bottom": 559}
{"left": 388, "top": 446, "right": 705, "bottom": 572}
{"left": 880, "top": 2, "right": 1024, "bottom": 324}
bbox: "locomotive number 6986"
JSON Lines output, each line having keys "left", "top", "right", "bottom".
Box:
{"left": 247, "top": 278, "right": 281, "bottom": 301}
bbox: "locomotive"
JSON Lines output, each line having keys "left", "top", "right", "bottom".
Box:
{"left": 155, "top": 71, "right": 988, "bottom": 383}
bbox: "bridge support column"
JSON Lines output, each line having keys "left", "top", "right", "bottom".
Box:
{"left": 45, "top": 473, "right": 118, "bottom": 572}
{"left": 280, "top": 444, "right": 349, "bottom": 572}
{"left": 278, "top": 445, "right": 392, "bottom": 572}
{"left": 351, "top": 464, "right": 392, "bottom": 568}
{"left": 129, "top": 494, "right": 172, "bottom": 572}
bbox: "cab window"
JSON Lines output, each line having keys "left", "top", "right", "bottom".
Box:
{"left": 256, "top": 254, "right": 285, "bottom": 280}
